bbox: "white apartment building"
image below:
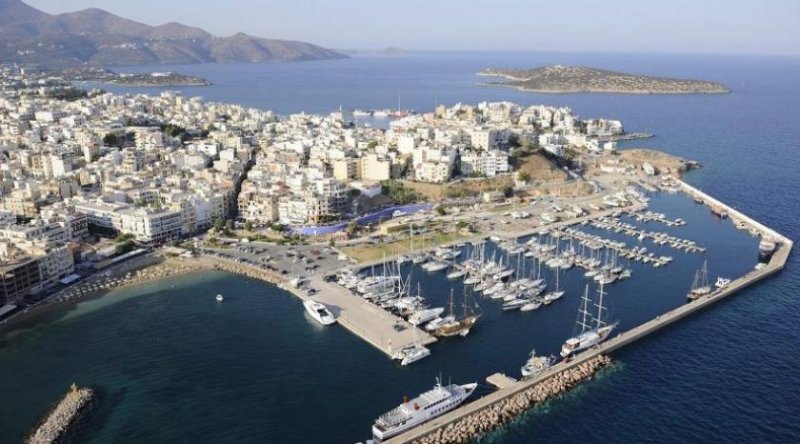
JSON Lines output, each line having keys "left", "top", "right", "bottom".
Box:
{"left": 460, "top": 150, "right": 510, "bottom": 177}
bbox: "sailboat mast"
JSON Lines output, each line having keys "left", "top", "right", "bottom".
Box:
{"left": 462, "top": 286, "right": 468, "bottom": 318}
{"left": 579, "top": 285, "right": 591, "bottom": 332}
{"left": 596, "top": 282, "right": 607, "bottom": 328}
{"left": 448, "top": 289, "right": 455, "bottom": 317}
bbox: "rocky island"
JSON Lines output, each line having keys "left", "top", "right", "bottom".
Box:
{"left": 57, "top": 67, "right": 211, "bottom": 87}
{"left": 478, "top": 65, "right": 730, "bottom": 94}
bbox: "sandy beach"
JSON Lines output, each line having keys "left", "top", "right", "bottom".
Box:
{"left": 0, "top": 253, "right": 210, "bottom": 334}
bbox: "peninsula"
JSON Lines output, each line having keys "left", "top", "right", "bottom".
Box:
{"left": 478, "top": 65, "right": 730, "bottom": 94}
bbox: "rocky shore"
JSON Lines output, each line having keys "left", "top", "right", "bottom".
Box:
{"left": 412, "top": 355, "right": 612, "bottom": 444}
{"left": 207, "top": 257, "right": 283, "bottom": 286}
{"left": 27, "top": 385, "right": 94, "bottom": 444}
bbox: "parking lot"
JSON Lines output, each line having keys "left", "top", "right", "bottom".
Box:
{"left": 198, "top": 240, "right": 347, "bottom": 280}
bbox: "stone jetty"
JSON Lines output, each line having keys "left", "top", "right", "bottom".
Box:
{"left": 411, "top": 355, "right": 612, "bottom": 444}
{"left": 27, "top": 384, "right": 94, "bottom": 444}
{"left": 208, "top": 257, "right": 283, "bottom": 285}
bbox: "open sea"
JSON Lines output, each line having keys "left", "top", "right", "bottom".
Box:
{"left": 1, "top": 52, "right": 799, "bottom": 443}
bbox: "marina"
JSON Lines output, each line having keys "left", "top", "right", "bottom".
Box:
{"left": 13, "top": 178, "right": 785, "bottom": 443}
{"left": 0, "top": 42, "right": 794, "bottom": 444}
{"left": 192, "top": 176, "right": 791, "bottom": 379}
{"left": 384, "top": 182, "right": 792, "bottom": 443}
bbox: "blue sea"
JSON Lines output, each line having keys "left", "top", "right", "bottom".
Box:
{"left": 2, "top": 52, "right": 799, "bottom": 443}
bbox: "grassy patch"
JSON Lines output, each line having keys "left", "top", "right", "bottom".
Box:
{"left": 340, "top": 231, "right": 472, "bottom": 263}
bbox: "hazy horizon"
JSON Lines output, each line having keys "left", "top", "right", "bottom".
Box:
{"left": 23, "top": 0, "right": 800, "bottom": 57}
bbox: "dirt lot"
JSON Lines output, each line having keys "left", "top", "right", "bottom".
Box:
{"left": 619, "top": 149, "right": 697, "bottom": 175}
{"left": 339, "top": 231, "right": 472, "bottom": 263}
{"left": 400, "top": 176, "right": 512, "bottom": 201}
{"left": 516, "top": 153, "right": 569, "bottom": 183}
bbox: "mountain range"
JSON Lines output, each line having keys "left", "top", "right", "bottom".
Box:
{"left": 0, "top": 0, "right": 346, "bottom": 67}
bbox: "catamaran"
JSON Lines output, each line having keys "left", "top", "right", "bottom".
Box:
{"left": 372, "top": 378, "right": 477, "bottom": 442}
{"left": 560, "top": 284, "right": 617, "bottom": 358}
{"left": 393, "top": 326, "right": 430, "bottom": 366}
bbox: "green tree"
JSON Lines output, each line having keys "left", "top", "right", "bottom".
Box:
{"left": 244, "top": 221, "right": 253, "bottom": 232}
{"left": 436, "top": 206, "right": 447, "bottom": 216}
{"left": 328, "top": 238, "right": 336, "bottom": 247}
{"left": 213, "top": 217, "right": 224, "bottom": 231}
{"left": 116, "top": 239, "right": 135, "bottom": 255}
{"left": 225, "top": 219, "right": 234, "bottom": 232}
{"left": 346, "top": 220, "right": 358, "bottom": 236}
{"left": 517, "top": 171, "right": 531, "bottom": 182}
{"left": 103, "top": 133, "right": 118, "bottom": 147}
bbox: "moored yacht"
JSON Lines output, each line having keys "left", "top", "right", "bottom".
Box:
{"left": 560, "top": 284, "right": 616, "bottom": 358}
{"left": 408, "top": 307, "right": 445, "bottom": 326}
{"left": 303, "top": 299, "right": 336, "bottom": 325}
{"left": 687, "top": 261, "right": 712, "bottom": 300}
{"left": 520, "top": 349, "right": 556, "bottom": 378}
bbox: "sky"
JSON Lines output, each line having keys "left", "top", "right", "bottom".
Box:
{"left": 25, "top": 0, "right": 800, "bottom": 56}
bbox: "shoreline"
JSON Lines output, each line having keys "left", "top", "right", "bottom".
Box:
{"left": 475, "top": 70, "right": 730, "bottom": 95}
{"left": 477, "top": 80, "right": 730, "bottom": 95}
{"left": 0, "top": 254, "right": 209, "bottom": 335}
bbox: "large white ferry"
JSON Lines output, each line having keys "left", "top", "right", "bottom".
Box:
{"left": 372, "top": 379, "right": 477, "bottom": 442}
{"left": 303, "top": 299, "right": 336, "bottom": 325}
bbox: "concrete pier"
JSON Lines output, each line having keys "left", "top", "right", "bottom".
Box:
{"left": 205, "top": 256, "right": 436, "bottom": 358}
{"left": 303, "top": 274, "right": 437, "bottom": 356}
{"left": 386, "top": 182, "right": 793, "bottom": 443}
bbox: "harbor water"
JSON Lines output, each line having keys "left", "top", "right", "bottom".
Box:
{"left": 2, "top": 52, "right": 799, "bottom": 443}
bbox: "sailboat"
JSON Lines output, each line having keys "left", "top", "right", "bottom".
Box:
{"left": 560, "top": 284, "right": 617, "bottom": 358}
{"left": 433, "top": 289, "right": 480, "bottom": 338}
{"left": 542, "top": 267, "right": 565, "bottom": 304}
{"left": 687, "top": 260, "right": 712, "bottom": 300}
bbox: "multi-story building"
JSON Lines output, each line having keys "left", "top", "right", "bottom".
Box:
{"left": 0, "top": 255, "right": 42, "bottom": 305}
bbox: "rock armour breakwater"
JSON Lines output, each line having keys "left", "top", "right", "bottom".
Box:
{"left": 27, "top": 386, "right": 94, "bottom": 444}
{"left": 412, "top": 355, "right": 612, "bottom": 444}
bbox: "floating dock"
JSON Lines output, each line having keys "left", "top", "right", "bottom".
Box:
{"left": 486, "top": 373, "right": 517, "bottom": 389}
{"left": 386, "top": 180, "right": 793, "bottom": 443}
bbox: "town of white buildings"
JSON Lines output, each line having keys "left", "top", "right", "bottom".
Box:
{"left": 0, "top": 65, "right": 622, "bottom": 308}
